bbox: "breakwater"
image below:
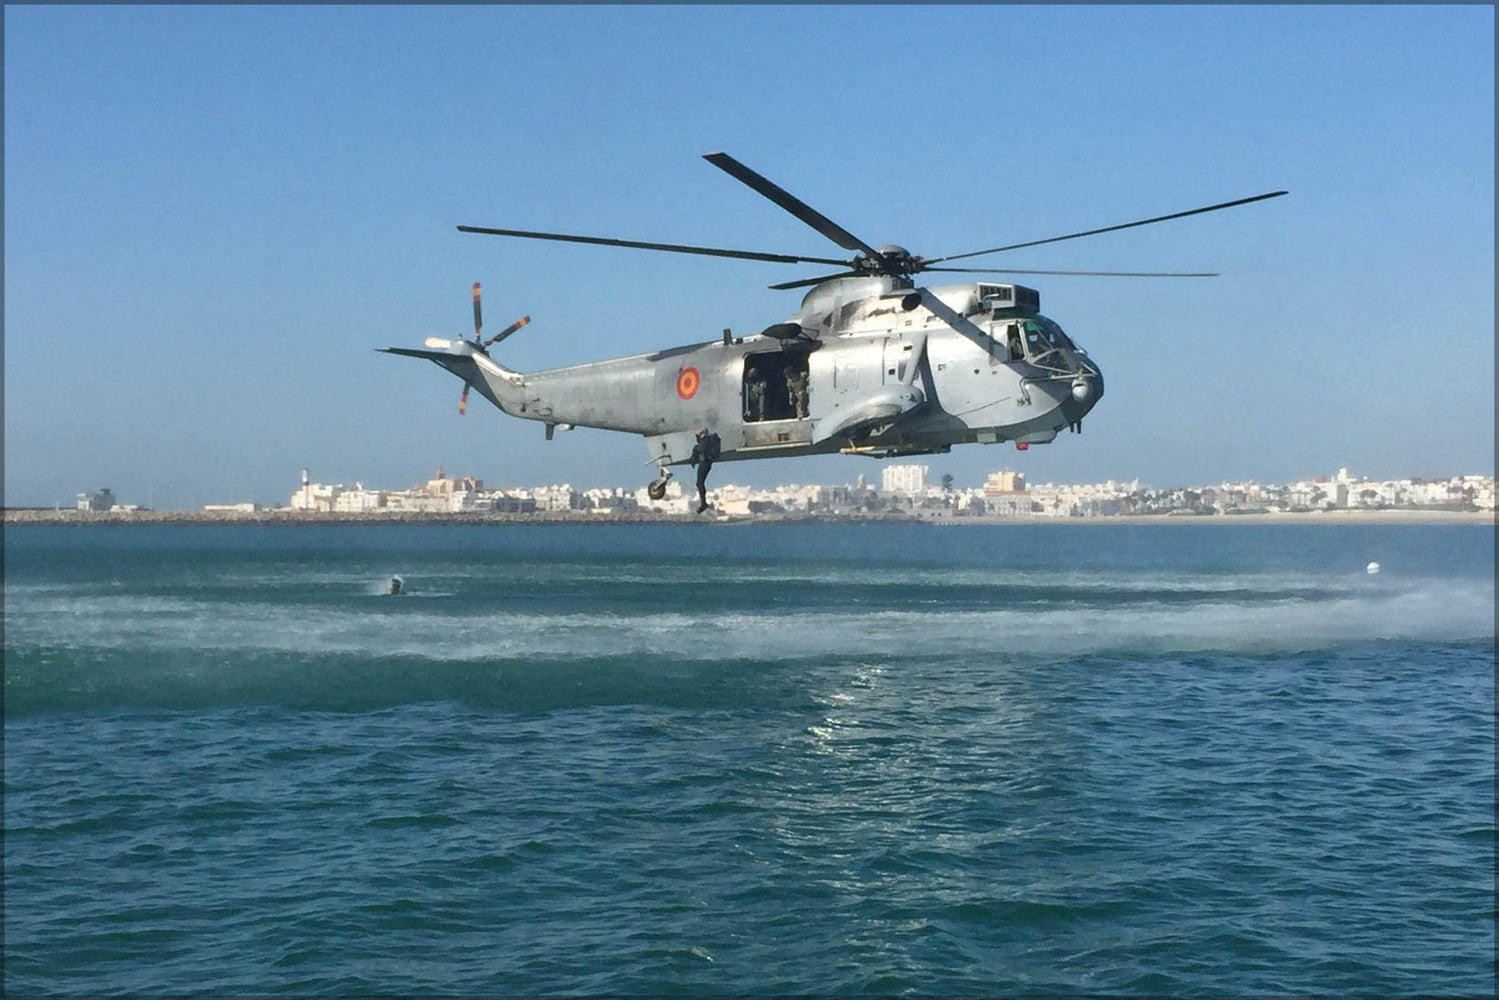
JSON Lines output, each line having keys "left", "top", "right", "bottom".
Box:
{"left": 1, "top": 508, "right": 917, "bottom": 527}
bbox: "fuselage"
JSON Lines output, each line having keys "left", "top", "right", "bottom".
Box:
{"left": 394, "top": 277, "right": 1103, "bottom": 467}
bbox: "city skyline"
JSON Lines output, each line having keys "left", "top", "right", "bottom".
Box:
{"left": 4, "top": 6, "right": 1493, "bottom": 509}
{"left": 52, "top": 463, "right": 1499, "bottom": 517}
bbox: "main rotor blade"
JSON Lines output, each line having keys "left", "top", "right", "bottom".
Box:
{"left": 922, "top": 266, "right": 1218, "bottom": 278}
{"left": 927, "top": 190, "right": 1288, "bottom": 264}
{"left": 768, "top": 270, "right": 866, "bottom": 291}
{"left": 457, "top": 225, "right": 847, "bottom": 267}
{"left": 703, "top": 152, "right": 888, "bottom": 263}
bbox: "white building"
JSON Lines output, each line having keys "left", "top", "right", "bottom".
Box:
{"left": 585, "top": 487, "right": 638, "bottom": 514}
{"left": 984, "top": 470, "right": 1025, "bottom": 494}
{"left": 882, "top": 464, "right": 928, "bottom": 494}
{"left": 1286, "top": 480, "right": 1346, "bottom": 509}
{"left": 763, "top": 483, "right": 830, "bottom": 511}
{"left": 290, "top": 480, "right": 344, "bottom": 511}
{"left": 983, "top": 494, "right": 1035, "bottom": 517}
{"left": 382, "top": 490, "right": 450, "bottom": 513}
{"left": 332, "top": 486, "right": 383, "bottom": 513}
{"left": 77, "top": 488, "right": 116, "bottom": 511}
{"left": 533, "top": 484, "right": 586, "bottom": 512}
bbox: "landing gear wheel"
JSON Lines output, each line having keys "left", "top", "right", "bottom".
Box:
{"left": 647, "top": 465, "right": 673, "bottom": 501}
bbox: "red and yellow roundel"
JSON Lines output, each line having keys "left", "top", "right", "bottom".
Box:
{"left": 676, "top": 367, "right": 700, "bottom": 400}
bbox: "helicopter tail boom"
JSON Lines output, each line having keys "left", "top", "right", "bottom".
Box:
{"left": 379, "top": 341, "right": 526, "bottom": 417}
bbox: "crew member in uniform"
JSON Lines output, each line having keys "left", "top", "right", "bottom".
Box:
{"left": 786, "top": 368, "right": 809, "bottom": 419}
{"left": 746, "top": 371, "right": 767, "bottom": 421}
{"left": 690, "top": 427, "right": 721, "bottom": 513}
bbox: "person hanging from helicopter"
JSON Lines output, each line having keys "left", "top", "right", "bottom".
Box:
{"left": 786, "top": 367, "right": 809, "bottom": 419}
{"left": 690, "top": 426, "right": 721, "bottom": 513}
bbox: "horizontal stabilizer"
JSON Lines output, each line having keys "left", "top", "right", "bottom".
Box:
{"left": 380, "top": 346, "right": 475, "bottom": 364}
{"left": 378, "top": 345, "right": 488, "bottom": 386}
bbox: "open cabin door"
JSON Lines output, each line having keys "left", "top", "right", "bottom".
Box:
{"left": 739, "top": 347, "right": 813, "bottom": 449}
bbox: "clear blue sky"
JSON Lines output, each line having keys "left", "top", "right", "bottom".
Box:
{"left": 5, "top": 5, "right": 1493, "bottom": 509}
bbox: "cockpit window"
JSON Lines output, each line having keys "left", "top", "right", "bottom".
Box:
{"left": 1023, "top": 318, "right": 1073, "bottom": 351}
{"left": 1005, "top": 323, "right": 1024, "bottom": 360}
{"left": 1040, "top": 318, "right": 1075, "bottom": 351}
{"left": 1018, "top": 317, "right": 1078, "bottom": 370}
{"left": 993, "top": 316, "right": 1080, "bottom": 368}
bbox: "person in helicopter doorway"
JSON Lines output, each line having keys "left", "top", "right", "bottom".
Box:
{"left": 746, "top": 370, "right": 767, "bottom": 421}
{"left": 690, "top": 426, "right": 721, "bottom": 513}
{"left": 786, "top": 367, "right": 809, "bottom": 419}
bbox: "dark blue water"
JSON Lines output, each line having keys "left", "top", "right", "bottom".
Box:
{"left": 4, "top": 524, "right": 1494, "bottom": 994}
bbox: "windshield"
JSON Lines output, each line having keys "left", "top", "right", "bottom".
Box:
{"left": 1025, "top": 317, "right": 1073, "bottom": 352}
{"left": 1010, "top": 317, "right": 1075, "bottom": 370}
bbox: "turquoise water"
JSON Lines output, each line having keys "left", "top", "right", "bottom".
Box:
{"left": 4, "top": 523, "right": 1494, "bottom": 994}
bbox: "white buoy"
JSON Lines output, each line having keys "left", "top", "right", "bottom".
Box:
{"left": 1366, "top": 561, "right": 1381, "bottom": 574}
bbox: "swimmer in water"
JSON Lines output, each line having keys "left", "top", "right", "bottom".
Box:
{"left": 388, "top": 577, "right": 403, "bottom": 595}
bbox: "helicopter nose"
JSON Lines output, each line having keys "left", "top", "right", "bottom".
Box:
{"left": 1065, "top": 369, "right": 1103, "bottom": 420}
{"left": 1070, "top": 373, "right": 1099, "bottom": 405}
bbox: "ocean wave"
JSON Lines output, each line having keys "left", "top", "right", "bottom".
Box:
{"left": 7, "top": 548, "right": 1492, "bottom": 716}
{"left": 4, "top": 581, "right": 1493, "bottom": 716}
{"left": 5, "top": 574, "right": 1492, "bottom": 662}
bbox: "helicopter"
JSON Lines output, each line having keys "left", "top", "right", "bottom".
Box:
{"left": 383, "top": 152, "right": 1284, "bottom": 499}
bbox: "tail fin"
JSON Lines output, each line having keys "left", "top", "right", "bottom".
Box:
{"left": 380, "top": 339, "right": 522, "bottom": 415}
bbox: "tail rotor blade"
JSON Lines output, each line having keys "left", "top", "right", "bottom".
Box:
{"left": 484, "top": 315, "right": 530, "bottom": 348}
{"left": 459, "top": 383, "right": 470, "bottom": 416}
{"left": 472, "top": 282, "right": 483, "bottom": 340}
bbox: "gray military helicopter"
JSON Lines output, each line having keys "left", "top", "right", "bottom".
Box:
{"left": 384, "top": 153, "right": 1283, "bottom": 498}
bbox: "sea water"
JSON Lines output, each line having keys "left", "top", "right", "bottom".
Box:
{"left": 4, "top": 523, "right": 1494, "bottom": 994}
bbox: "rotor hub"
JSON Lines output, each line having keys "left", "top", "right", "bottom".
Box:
{"left": 857, "top": 244, "right": 919, "bottom": 276}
